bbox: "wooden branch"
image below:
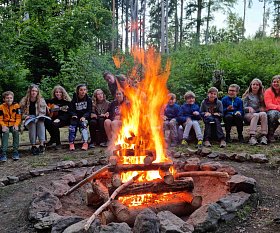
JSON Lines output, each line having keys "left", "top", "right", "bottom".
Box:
{"left": 109, "top": 162, "right": 173, "bottom": 172}
{"left": 111, "top": 178, "right": 194, "bottom": 196}
{"left": 159, "top": 169, "right": 174, "bottom": 185}
{"left": 175, "top": 171, "right": 229, "bottom": 179}
{"left": 63, "top": 165, "right": 109, "bottom": 196}
{"left": 84, "top": 173, "right": 142, "bottom": 231}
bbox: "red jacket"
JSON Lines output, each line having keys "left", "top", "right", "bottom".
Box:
{"left": 264, "top": 88, "right": 280, "bottom": 111}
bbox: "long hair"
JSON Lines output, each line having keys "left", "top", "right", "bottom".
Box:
{"left": 92, "top": 89, "right": 106, "bottom": 107}
{"left": 52, "top": 85, "right": 71, "bottom": 101}
{"left": 242, "top": 78, "right": 265, "bottom": 102}
{"left": 270, "top": 75, "right": 280, "bottom": 97}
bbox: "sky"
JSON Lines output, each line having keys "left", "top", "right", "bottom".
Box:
{"left": 214, "top": 0, "right": 272, "bottom": 37}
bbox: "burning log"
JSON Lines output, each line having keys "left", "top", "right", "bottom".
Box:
{"left": 143, "top": 152, "right": 156, "bottom": 165}
{"left": 63, "top": 165, "right": 109, "bottom": 196}
{"left": 113, "top": 149, "right": 155, "bottom": 157}
{"left": 84, "top": 173, "right": 142, "bottom": 231}
{"left": 112, "top": 173, "right": 122, "bottom": 188}
{"left": 110, "top": 178, "right": 194, "bottom": 196}
{"left": 101, "top": 210, "right": 117, "bottom": 224}
{"left": 175, "top": 171, "right": 229, "bottom": 179}
{"left": 109, "top": 162, "right": 173, "bottom": 172}
{"left": 92, "top": 180, "right": 109, "bottom": 201}
{"left": 109, "top": 156, "right": 119, "bottom": 166}
{"left": 86, "top": 189, "right": 103, "bottom": 207}
{"left": 159, "top": 169, "right": 174, "bottom": 185}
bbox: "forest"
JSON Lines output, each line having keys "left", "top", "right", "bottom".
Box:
{"left": 1, "top": 0, "right": 280, "bottom": 102}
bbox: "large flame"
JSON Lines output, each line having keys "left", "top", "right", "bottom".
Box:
{"left": 113, "top": 47, "right": 172, "bottom": 183}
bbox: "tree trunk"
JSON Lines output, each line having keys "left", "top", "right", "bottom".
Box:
{"left": 196, "top": 0, "right": 203, "bottom": 45}
{"left": 112, "top": 0, "right": 116, "bottom": 52}
{"left": 142, "top": 0, "right": 147, "bottom": 49}
{"left": 205, "top": 0, "right": 212, "bottom": 44}
{"left": 180, "top": 0, "right": 183, "bottom": 47}
{"left": 165, "top": 0, "right": 169, "bottom": 54}
{"left": 242, "top": 0, "right": 246, "bottom": 39}
{"left": 160, "top": 0, "right": 165, "bottom": 53}
{"left": 125, "top": 0, "right": 129, "bottom": 53}
{"left": 174, "top": 0, "right": 179, "bottom": 50}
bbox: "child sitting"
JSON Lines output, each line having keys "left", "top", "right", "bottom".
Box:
{"left": 0, "top": 91, "right": 21, "bottom": 162}
{"left": 200, "top": 87, "right": 226, "bottom": 148}
{"left": 178, "top": 91, "right": 203, "bottom": 148}
{"left": 68, "top": 84, "right": 92, "bottom": 151}
{"left": 163, "top": 93, "right": 181, "bottom": 147}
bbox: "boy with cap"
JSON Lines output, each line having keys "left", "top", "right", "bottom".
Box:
{"left": 178, "top": 91, "right": 203, "bottom": 148}
{"left": 200, "top": 87, "right": 226, "bottom": 148}
{"left": 0, "top": 91, "right": 21, "bottom": 162}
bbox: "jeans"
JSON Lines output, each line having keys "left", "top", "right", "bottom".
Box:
{"left": 26, "top": 119, "right": 45, "bottom": 144}
{"left": 183, "top": 120, "right": 203, "bottom": 141}
{"left": 69, "top": 118, "right": 89, "bottom": 143}
{"left": 267, "top": 110, "right": 280, "bottom": 137}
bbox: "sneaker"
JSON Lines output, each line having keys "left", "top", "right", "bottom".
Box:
{"left": 260, "top": 136, "right": 268, "bottom": 145}
{"left": 39, "top": 145, "right": 45, "bottom": 154}
{"left": 0, "top": 154, "right": 7, "bottom": 162}
{"left": 12, "top": 151, "right": 20, "bottom": 161}
{"left": 89, "top": 143, "right": 95, "bottom": 148}
{"left": 81, "top": 142, "right": 88, "bottom": 151}
{"left": 181, "top": 139, "right": 188, "bottom": 146}
{"left": 100, "top": 142, "right": 108, "bottom": 147}
{"left": 220, "top": 140, "right": 226, "bottom": 148}
{"left": 55, "top": 143, "right": 62, "bottom": 150}
{"left": 204, "top": 140, "right": 212, "bottom": 147}
{"left": 46, "top": 140, "right": 55, "bottom": 147}
{"left": 238, "top": 135, "right": 245, "bottom": 143}
{"left": 69, "top": 143, "right": 75, "bottom": 151}
{"left": 249, "top": 136, "right": 258, "bottom": 146}
{"left": 196, "top": 140, "right": 203, "bottom": 149}
{"left": 31, "top": 146, "right": 40, "bottom": 156}
{"left": 225, "top": 135, "right": 232, "bottom": 143}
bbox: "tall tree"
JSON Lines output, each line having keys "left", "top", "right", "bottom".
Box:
{"left": 242, "top": 0, "right": 253, "bottom": 38}
{"left": 272, "top": 0, "right": 280, "bottom": 38}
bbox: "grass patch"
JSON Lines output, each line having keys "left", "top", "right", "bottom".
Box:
{"left": 236, "top": 205, "right": 252, "bottom": 220}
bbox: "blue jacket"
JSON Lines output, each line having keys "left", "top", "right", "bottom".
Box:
{"left": 177, "top": 103, "right": 201, "bottom": 124}
{"left": 164, "top": 104, "right": 180, "bottom": 120}
{"left": 221, "top": 96, "right": 244, "bottom": 116}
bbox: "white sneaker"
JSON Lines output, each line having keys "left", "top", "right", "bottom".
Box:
{"left": 260, "top": 136, "right": 268, "bottom": 145}
{"left": 249, "top": 136, "right": 258, "bottom": 146}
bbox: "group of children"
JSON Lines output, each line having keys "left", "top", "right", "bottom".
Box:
{"left": 0, "top": 74, "right": 279, "bottom": 162}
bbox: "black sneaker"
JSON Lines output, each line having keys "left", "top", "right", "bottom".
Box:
{"left": 39, "top": 145, "right": 45, "bottom": 154}
{"left": 238, "top": 135, "right": 245, "bottom": 143}
{"left": 46, "top": 140, "right": 55, "bottom": 147}
{"left": 31, "top": 146, "right": 40, "bottom": 156}
{"left": 226, "top": 135, "right": 232, "bottom": 143}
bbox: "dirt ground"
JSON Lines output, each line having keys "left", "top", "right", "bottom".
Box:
{"left": 0, "top": 129, "right": 280, "bottom": 233}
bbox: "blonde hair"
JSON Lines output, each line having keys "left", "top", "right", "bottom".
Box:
{"left": 92, "top": 89, "right": 106, "bottom": 106}
{"left": 242, "top": 78, "right": 264, "bottom": 101}
{"left": 2, "top": 91, "right": 14, "bottom": 99}
{"left": 271, "top": 75, "right": 280, "bottom": 97}
{"left": 52, "top": 85, "right": 71, "bottom": 101}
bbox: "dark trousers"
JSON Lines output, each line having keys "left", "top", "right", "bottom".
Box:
{"left": 224, "top": 114, "right": 243, "bottom": 136}
{"left": 204, "top": 117, "right": 224, "bottom": 141}
{"left": 89, "top": 117, "right": 107, "bottom": 144}
{"left": 45, "top": 118, "right": 69, "bottom": 144}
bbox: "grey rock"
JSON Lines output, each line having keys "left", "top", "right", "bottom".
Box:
{"left": 229, "top": 153, "right": 237, "bottom": 160}
{"left": 0, "top": 177, "right": 9, "bottom": 185}
{"left": 207, "top": 152, "right": 219, "bottom": 159}
{"left": 30, "top": 167, "right": 55, "bottom": 176}
{"left": 217, "top": 192, "right": 251, "bottom": 213}
{"left": 56, "top": 161, "right": 76, "bottom": 169}
{"left": 200, "top": 162, "right": 222, "bottom": 171}
{"left": 0, "top": 182, "right": 5, "bottom": 187}
{"left": 134, "top": 208, "right": 160, "bottom": 233}
{"left": 186, "top": 148, "right": 198, "bottom": 155}
{"left": 17, "top": 172, "right": 33, "bottom": 181}
{"left": 200, "top": 148, "right": 212, "bottom": 157}
{"left": 7, "top": 176, "right": 19, "bottom": 184}
{"left": 235, "top": 153, "right": 249, "bottom": 162}
{"left": 250, "top": 154, "right": 268, "bottom": 163}
{"left": 61, "top": 174, "right": 76, "bottom": 184}
{"left": 34, "top": 213, "right": 62, "bottom": 230}
{"left": 75, "top": 159, "right": 89, "bottom": 167}
{"left": 217, "top": 165, "right": 237, "bottom": 175}
{"left": 51, "top": 216, "right": 84, "bottom": 233}
{"left": 227, "top": 175, "right": 256, "bottom": 194}
{"left": 158, "top": 211, "right": 194, "bottom": 233}
{"left": 98, "top": 157, "right": 108, "bottom": 165}
{"left": 218, "top": 152, "right": 229, "bottom": 160}
{"left": 99, "top": 222, "right": 132, "bottom": 233}
{"left": 51, "top": 180, "right": 70, "bottom": 197}
{"left": 184, "top": 158, "right": 201, "bottom": 171}
{"left": 29, "top": 186, "right": 62, "bottom": 221}
{"left": 62, "top": 219, "right": 100, "bottom": 233}
{"left": 186, "top": 204, "right": 221, "bottom": 233}
{"left": 72, "top": 168, "right": 88, "bottom": 182}
{"left": 174, "top": 161, "right": 185, "bottom": 171}
{"left": 173, "top": 152, "right": 182, "bottom": 158}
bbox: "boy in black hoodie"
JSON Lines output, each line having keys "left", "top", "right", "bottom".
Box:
{"left": 68, "top": 84, "right": 92, "bottom": 151}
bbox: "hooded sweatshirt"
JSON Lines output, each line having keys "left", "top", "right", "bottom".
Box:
{"left": 69, "top": 93, "right": 92, "bottom": 119}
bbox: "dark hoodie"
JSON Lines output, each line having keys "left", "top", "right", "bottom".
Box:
{"left": 69, "top": 93, "right": 92, "bottom": 119}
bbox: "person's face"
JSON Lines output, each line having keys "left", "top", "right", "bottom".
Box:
{"left": 116, "top": 91, "right": 124, "bottom": 103}
{"left": 78, "top": 86, "right": 87, "bottom": 98}
{"left": 30, "top": 87, "right": 39, "bottom": 99}
{"left": 55, "top": 89, "right": 63, "bottom": 100}
{"left": 208, "top": 92, "right": 217, "bottom": 101}
{"left": 228, "top": 87, "right": 237, "bottom": 98}
{"left": 272, "top": 78, "right": 280, "bottom": 91}
{"left": 168, "top": 97, "right": 176, "bottom": 105}
{"left": 4, "top": 94, "right": 13, "bottom": 106}
{"left": 96, "top": 90, "right": 104, "bottom": 101}
{"left": 251, "top": 81, "right": 260, "bottom": 93}
{"left": 186, "top": 96, "right": 195, "bottom": 104}
{"left": 105, "top": 74, "right": 115, "bottom": 84}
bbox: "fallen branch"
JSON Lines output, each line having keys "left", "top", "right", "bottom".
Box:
{"left": 64, "top": 165, "right": 109, "bottom": 196}
{"left": 84, "top": 172, "right": 142, "bottom": 231}
{"left": 175, "top": 171, "right": 229, "bottom": 178}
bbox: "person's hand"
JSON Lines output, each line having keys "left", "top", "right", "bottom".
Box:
{"left": 25, "top": 115, "right": 30, "bottom": 120}
{"left": 193, "top": 111, "right": 199, "bottom": 116}
{"left": 54, "top": 119, "right": 60, "bottom": 123}
{"left": 213, "top": 113, "right": 220, "bottom": 116}
{"left": 163, "top": 115, "right": 167, "bottom": 120}
{"left": 247, "top": 107, "right": 255, "bottom": 113}
{"left": 186, "top": 118, "right": 192, "bottom": 124}
{"left": 80, "top": 117, "right": 86, "bottom": 122}
{"left": 91, "top": 113, "right": 97, "bottom": 119}
{"left": 13, "top": 125, "right": 19, "bottom": 131}
{"left": 104, "top": 112, "right": 109, "bottom": 118}
{"left": 235, "top": 111, "right": 241, "bottom": 116}
{"left": 2, "top": 126, "right": 8, "bottom": 132}
{"left": 227, "top": 105, "right": 234, "bottom": 110}
{"left": 205, "top": 112, "right": 211, "bottom": 117}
